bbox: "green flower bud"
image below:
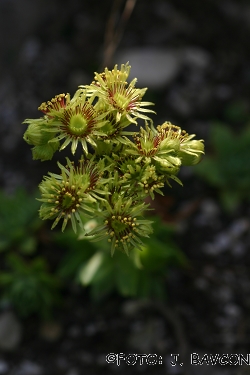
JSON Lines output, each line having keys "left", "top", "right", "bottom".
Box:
{"left": 154, "top": 155, "right": 181, "bottom": 175}
{"left": 23, "top": 122, "right": 55, "bottom": 146}
{"left": 179, "top": 139, "right": 205, "bottom": 166}
{"left": 159, "top": 138, "right": 180, "bottom": 153}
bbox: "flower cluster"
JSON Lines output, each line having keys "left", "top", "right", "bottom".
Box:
{"left": 23, "top": 63, "right": 204, "bottom": 255}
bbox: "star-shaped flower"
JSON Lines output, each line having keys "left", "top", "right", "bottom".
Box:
{"left": 83, "top": 63, "right": 155, "bottom": 125}
{"left": 38, "top": 91, "right": 107, "bottom": 155}
{"left": 38, "top": 157, "right": 106, "bottom": 232}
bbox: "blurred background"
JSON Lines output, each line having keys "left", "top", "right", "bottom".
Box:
{"left": 1, "top": 0, "right": 250, "bottom": 374}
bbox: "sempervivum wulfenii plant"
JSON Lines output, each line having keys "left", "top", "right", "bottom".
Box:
{"left": 23, "top": 63, "right": 204, "bottom": 256}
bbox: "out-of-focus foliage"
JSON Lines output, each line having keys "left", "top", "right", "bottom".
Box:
{"left": 0, "top": 187, "right": 187, "bottom": 318}
{"left": 0, "top": 188, "right": 60, "bottom": 319}
{"left": 57, "top": 216, "right": 188, "bottom": 301}
{"left": 195, "top": 122, "right": 250, "bottom": 211}
{"left": 0, "top": 189, "right": 41, "bottom": 253}
{"left": 0, "top": 254, "right": 60, "bottom": 319}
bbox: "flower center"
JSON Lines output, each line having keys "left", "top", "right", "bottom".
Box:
{"left": 69, "top": 114, "right": 87, "bottom": 136}
{"left": 113, "top": 92, "right": 128, "bottom": 110}
{"left": 111, "top": 219, "right": 127, "bottom": 234}
{"left": 78, "top": 174, "right": 90, "bottom": 191}
{"left": 140, "top": 139, "right": 154, "bottom": 153}
{"left": 62, "top": 191, "right": 76, "bottom": 210}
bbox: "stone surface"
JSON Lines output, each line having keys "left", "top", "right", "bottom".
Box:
{"left": 116, "top": 47, "right": 182, "bottom": 89}
{"left": 0, "top": 311, "right": 22, "bottom": 351}
{"left": 0, "top": 360, "right": 9, "bottom": 374}
{"left": 13, "top": 360, "right": 42, "bottom": 375}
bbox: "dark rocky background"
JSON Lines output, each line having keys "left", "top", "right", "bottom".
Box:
{"left": 1, "top": 0, "right": 250, "bottom": 374}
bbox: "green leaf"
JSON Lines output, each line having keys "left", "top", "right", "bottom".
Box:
{"left": 220, "top": 190, "right": 241, "bottom": 212}
{"left": 115, "top": 253, "right": 140, "bottom": 297}
{"left": 0, "top": 188, "right": 41, "bottom": 252}
{"left": 137, "top": 273, "right": 166, "bottom": 300}
{"left": 56, "top": 230, "right": 96, "bottom": 279}
{"left": 79, "top": 251, "right": 105, "bottom": 285}
{"left": 195, "top": 158, "right": 224, "bottom": 186}
{"left": 19, "top": 236, "right": 37, "bottom": 254}
{"left": 210, "top": 123, "right": 233, "bottom": 154}
{"left": 0, "top": 254, "right": 60, "bottom": 319}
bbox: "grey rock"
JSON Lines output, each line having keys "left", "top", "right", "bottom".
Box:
{"left": 214, "top": 285, "right": 233, "bottom": 303}
{"left": 200, "top": 199, "right": 220, "bottom": 220}
{"left": 231, "top": 242, "right": 247, "bottom": 257}
{"left": 77, "top": 350, "right": 93, "bottom": 365}
{"left": 13, "top": 360, "right": 42, "bottom": 375}
{"left": 229, "top": 218, "right": 249, "bottom": 238}
{"left": 0, "top": 360, "right": 9, "bottom": 374}
{"left": 116, "top": 47, "right": 182, "bottom": 89}
{"left": 19, "top": 37, "right": 41, "bottom": 65}
{"left": 121, "top": 299, "right": 144, "bottom": 316}
{"left": 194, "top": 199, "right": 220, "bottom": 227}
{"left": 66, "top": 369, "right": 80, "bottom": 375}
{"left": 181, "top": 46, "right": 211, "bottom": 69}
{"left": 203, "top": 218, "right": 249, "bottom": 255}
{"left": 0, "top": 311, "right": 22, "bottom": 351}
{"left": 167, "top": 88, "right": 193, "bottom": 116}
{"left": 202, "top": 233, "right": 230, "bottom": 255}
{"left": 224, "top": 303, "right": 241, "bottom": 320}
{"left": 127, "top": 317, "right": 166, "bottom": 352}
{"left": 194, "top": 277, "right": 209, "bottom": 290}
{"left": 67, "top": 325, "right": 82, "bottom": 339}
{"left": 56, "top": 356, "right": 69, "bottom": 370}
{"left": 39, "top": 321, "right": 62, "bottom": 342}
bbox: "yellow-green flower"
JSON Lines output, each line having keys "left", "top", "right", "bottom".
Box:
{"left": 23, "top": 62, "right": 205, "bottom": 256}
{"left": 91, "top": 110, "right": 132, "bottom": 143}
{"left": 84, "top": 63, "right": 155, "bottom": 124}
{"left": 38, "top": 157, "right": 105, "bottom": 232}
{"left": 156, "top": 122, "right": 204, "bottom": 165}
{"left": 125, "top": 123, "right": 182, "bottom": 180}
{"left": 125, "top": 121, "right": 204, "bottom": 183}
{"left": 117, "top": 156, "right": 165, "bottom": 199}
{"left": 85, "top": 194, "right": 153, "bottom": 256}
{"left": 38, "top": 93, "right": 70, "bottom": 115}
{"left": 38, "top": 92, "right": 107, "bottom": 155}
